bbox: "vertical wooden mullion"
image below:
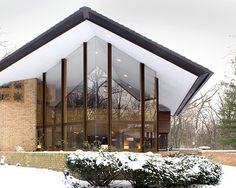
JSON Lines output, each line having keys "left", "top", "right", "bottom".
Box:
{"left": 83, "top": 42, "right": 88, "bottom": 143}
{"left": 155, "top": 77, "right": 160, "bottom": 152}
{"left": 140, "top": 63, "right": 145, "bottom": 152}
{"left": 61, "top": 58, "right": 67, "bottom": 150}
{"left": 108, "top": 43, "right": 112, "bottom": 149}
{"left": 42, "top": 72, "right": 46, "bottom": 149}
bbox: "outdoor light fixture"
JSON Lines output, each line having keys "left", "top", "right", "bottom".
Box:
{"left": 123, "top": 74, "right": 128, "bottom": 78}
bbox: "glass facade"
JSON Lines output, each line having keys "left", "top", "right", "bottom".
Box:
{"left": 144, "top": 66, "right": 157, "bottom": 152}
{"left": 111, "top": 46, "right": 141, "bottom": 151}
{"left": 87, "top": 38, "right": 108, "bottom": 148}
{"left": 46, "top": 63, "right": 62, "bottom": 150}
{"left": 36, "top": 75, "right": 43, "bottom": 149}
{"left": 66, "top": 46, "right": 84, "bottom": 150}
{"left": 37, "top": 37, "right": 169, "bottom": 151}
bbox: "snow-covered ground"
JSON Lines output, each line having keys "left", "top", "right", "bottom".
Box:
{"left": 0, "top": 165, "right": 67, "bottom": 188}
{"left": 209, "top": 165, "right": 236, "bottom": 188}
{"left": 0, "top": 165, "right": 235, "bottom": 187}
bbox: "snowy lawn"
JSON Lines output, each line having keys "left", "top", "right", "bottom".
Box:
{"left": 208, "top": 165, "right": 236, "bottom": 188}
{"left": 0, "top": 165, "right": 67, "bottom": 188}
{"left": 0, "top": 165, "right": 235, "bottom": 187}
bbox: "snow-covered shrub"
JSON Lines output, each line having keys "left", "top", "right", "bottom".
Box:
{"left": 117, "top": 153, "right": 222, "bottom": 187}
{"left": 144, "top": 154, "right": 222, "bottom": 187}
{"left": 66, "top": 150, "right": 122, "bottom": 187}
{"left": 66, "top": 151, "right": 222, "bottom": 187}
{"left": 195, "top": 156, "right": 222, "bottom": 185}
{"left": 122, "top": 168, "right": 150, "bottom": 188}
{"left": 115, "top": 152, "right": 158, "bottom": 187}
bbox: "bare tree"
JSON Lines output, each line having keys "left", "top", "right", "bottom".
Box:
{"left": 0, "top": 29, "right": 11, "bottom": 59}
{"left": 169, "top": 85, "right": 222, "bottom": 149}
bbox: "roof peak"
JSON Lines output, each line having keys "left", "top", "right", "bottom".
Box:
{"left": 0, "top": 6, "right": 213, "bottom": 115}
{"left": 79, "top": 6, "right": 91, "bottom": 19}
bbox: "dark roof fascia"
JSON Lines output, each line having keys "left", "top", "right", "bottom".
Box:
{"left": 0, "top": 7, "right": 213, "bottom": 76}
{"left": 86, "top": 8, "right": 213, "bottom": 77}
{"left": 174, "top": 72, "right": 213, "bottom": 115}
{"left": 0, "top": 9, "right": 85, "bottom": 71}
{"left": 84, "top": 8, "right": 214, "bottom": 115}
{"left": 0, "top": 7, "right": 213, "bottom": 115}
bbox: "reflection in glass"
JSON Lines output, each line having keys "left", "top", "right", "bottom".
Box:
{"left": 112, "top": 46, "right": 141, "bottom": 151}
{"left": 46, "top": 63, "right": 62, "bottom": 150}
{"left": 36, "top": 76, "right": 43, "bottom": 148}
{"left": 66, "top": 46, "right": 84, "bottom": 149}
{"left": 37, "top": 36, "right": 160, "bottom": 151}
{"left": 87, "top": 37, "right": 108, "bottom": 148}
{"left": 144, "top": 66, "right": 157, "bottom": 152}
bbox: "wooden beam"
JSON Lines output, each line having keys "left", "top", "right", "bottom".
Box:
{"left": 83, "top": 42, "right": 88, "bottom": 142}
{"left": 155, "top": 77, "right": 160, "bottom": 152}
{"left": 140, "top": 63, "right": 145, "bottom": 152}
{"left": 42, "top": 72, "right": 46, "bottom": 148}
{"left": 61, "top": 58, "right": 67, "bottom": 150}
{"left": 108, "top": 43, "right": 112, "bottom": 149}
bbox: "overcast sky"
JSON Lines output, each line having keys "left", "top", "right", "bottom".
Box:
{"left": 0, "top": 0, "right": 236, "bottom": 89}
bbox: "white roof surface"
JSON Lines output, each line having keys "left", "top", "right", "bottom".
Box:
{"left": 0, "top": 20, "right": 198, "bottom": 115}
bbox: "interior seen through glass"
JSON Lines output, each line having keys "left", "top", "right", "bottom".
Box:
{"left": 37, "top": 37, "right": 159, "bottom": 151}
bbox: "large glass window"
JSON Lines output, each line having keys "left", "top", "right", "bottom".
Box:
{"left": 36, "top": 75, "right": 43, "bottom": 149}
{"left": 66, "top": 46, "right": 84, "bottom": 150}
{"left": 87, "top": 37, "right": 108, "bottom": 148}
{"left": 37, "top": 36, "right": 162, "bottom": 151}
{"left": 144, "top": 66, "right": 157, "bottom": 152}
{"left": 111, "top": 46, "right": 141, "bottom": 151}
{"left": 46, "top": 63, "right": 62, "bottom": 150}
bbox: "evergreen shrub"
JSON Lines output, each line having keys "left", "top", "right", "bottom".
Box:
{"left": 66, "top": 151, "right": 222, "bottom": 187}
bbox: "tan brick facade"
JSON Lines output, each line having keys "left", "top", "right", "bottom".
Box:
{"left": 0, "top": 79, "right": 37, "bottom": 151}
{"left": 0, "top": 151, "right": 68, "bottom": 171}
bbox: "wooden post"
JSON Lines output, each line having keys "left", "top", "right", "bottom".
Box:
{"left": 83, "top": 42, "right": 88, "bottom": 143}
{"left": 42, "top": 72, "right": 47, "bottom": 149}
{"left": 108, "top": 43, "right": 112, "bottom": 149}
{"left": 155, "top": 77, "right": 160, "bottom": 152}
{"left": 140, "top": 63, "right": 145, "bottom": 152}
{"left": 61, "top": 58, "right": 67, "bottom": 150}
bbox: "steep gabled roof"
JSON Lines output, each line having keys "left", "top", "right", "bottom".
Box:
{"left": 0, "top": 7, "right": 213, "bottom": 115}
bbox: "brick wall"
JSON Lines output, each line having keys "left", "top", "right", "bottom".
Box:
{"left": 0, "top": 79, "right": 37, "bottom": 151}
{"left": 200, "top": 150, "right": 236, "bottom": 166}
{"left": 0, "top": 151, "right": 68, "bottom": 171}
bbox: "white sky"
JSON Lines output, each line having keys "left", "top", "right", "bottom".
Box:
{"left": 0, "top": 0, "right": 236, "bottom": 89}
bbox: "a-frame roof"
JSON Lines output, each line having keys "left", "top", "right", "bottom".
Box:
{"left": 0, "top": 7, "right": 213, "bottom": 115}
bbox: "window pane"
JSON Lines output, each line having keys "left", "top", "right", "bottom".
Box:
{"left": 112, "top": 46, "right": 141, "bottom": 151}
{"left": 87, "top": 37, "right": 108, "bottom": 148}
{"left": 46, "top": 62, "right": 61, "bottom": 150}
{"left": 144, "top": 66, "right": 156, "bottom": 152}
{"left": 36, "top": 75, "right": 43, "bottom": 149}
{"left": 66, "top": 46, "right": 84, "bottom": 149}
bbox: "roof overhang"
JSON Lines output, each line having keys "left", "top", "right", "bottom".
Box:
{"left": 0, "top": 7, "right": 213, "bottom": 115}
